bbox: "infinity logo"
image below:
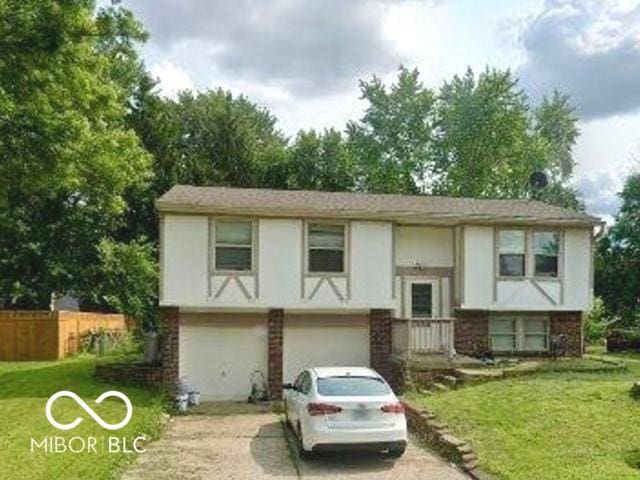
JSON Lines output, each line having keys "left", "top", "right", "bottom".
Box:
{"left": 45, "top": 391, "right": 133, "bottom": 431}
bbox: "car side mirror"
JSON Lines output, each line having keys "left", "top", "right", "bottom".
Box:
{"left": 282, "top": 383, "right": 295, "bottom": 390}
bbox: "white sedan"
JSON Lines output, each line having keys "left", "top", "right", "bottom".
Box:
{"left": 283, "top": 366, "right": 407, "bottom": 458}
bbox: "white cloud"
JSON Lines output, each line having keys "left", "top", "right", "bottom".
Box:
{"left": 149, "top": 60, "right": 194, "bottom": 98}
{"left": 518, "top": 0, "right": 640, "bottom": 119}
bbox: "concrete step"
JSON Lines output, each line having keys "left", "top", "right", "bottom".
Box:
{"left": 439, "top": 374, "right": 458, "bottom": 388}
{"left": 429, "top": 382, "right": 449, "bottom": 392}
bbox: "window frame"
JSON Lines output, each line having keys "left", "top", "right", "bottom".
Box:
{"left": 495, "top": 228, "right": 563, "bottom": 281}
{"left": 211, "top": 217, "right": 256, "bottom": 274}
{"left": 532, "top": 230, "right": 561, "bottom": 279}
{"left": 490, "top": 315, "right": 550, "bottom": 352}
{"left": 404, "top": 277, "right": 440, "bottom": 319}
{"left": 305, "top": 220, "right": 349, "bottom": 275}
{"left": 497, "top": 230, "right": 527, "bottom": 278}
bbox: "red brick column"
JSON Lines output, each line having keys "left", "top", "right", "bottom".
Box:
{"left": 158, "top": 306, "right": 180, "bottom": 398}
{"left": 267, "top": 309, "right": 284, "bottom": 400}
{"left": 370, "top": 309, "right": 393, "bottom": 381}
{"left": 550, "top": 311, "right": 583, "bottom": 357}
{"left": 453, "top": 310, "right": 489, "bottom": 357}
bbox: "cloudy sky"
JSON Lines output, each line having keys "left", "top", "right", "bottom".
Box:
{"left": 122, "top": 0, "right": 640, "bottom": 221}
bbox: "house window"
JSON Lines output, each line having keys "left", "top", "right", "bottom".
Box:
{"left": 215, "top": 220, "right": 253, "bottom": 271}
{"left": 533, "top": 231, "right": 559, "bottom": 277}
{"left": 523, "top": 318, "right": 549, "bottom": 350}
{"left": 308, "top": 223, "right": 345, "bottom": 273}
{"left": 490, "top": 316, "right": 549, "bottom": 351}
{"left": 498, "top": 230, "right": 525, "bottom": 277}
{"left": 490, "top": 318, "right": 517, "bottom": 351}
{"left": 411, "top": 283, "right": 433, "bottom": 318}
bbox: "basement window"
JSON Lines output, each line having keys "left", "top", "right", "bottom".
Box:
{"left": 215, "top": 220, "right": 253, "bottom": 271}
{"left": 308, "top": 223, "right": 345, "bottom": 273}
{"left": 490, "top": 316, "right": 549, "bottom": 352}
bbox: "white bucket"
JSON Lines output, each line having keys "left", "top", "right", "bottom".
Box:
{"left": 176, "top": 394, "right": 189, "bottom": 412}
{"left": 188, "top": 391, "right": 200, "bottom": 406}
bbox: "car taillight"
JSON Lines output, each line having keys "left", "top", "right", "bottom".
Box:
{"left": 380, "top": 402, "right": 405, "bottom": 414}
{"left": 307, "top": 402, "right": 343, "bottom": 416}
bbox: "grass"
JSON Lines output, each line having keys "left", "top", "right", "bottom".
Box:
{"left": 407, "top": 354, "right": 640, "bottom": 480}
{"left": 0, "top": 355, "right": 166, "bottom": 480}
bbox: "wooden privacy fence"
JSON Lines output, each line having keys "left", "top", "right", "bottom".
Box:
{"left": 393, "top": 318, "right": 455, "bottom": 356}
{"left": 0, "top": 310, "right": 126, "bottom": 361}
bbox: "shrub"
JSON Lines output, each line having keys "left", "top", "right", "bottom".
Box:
{"left": 80, "top": 328, "right": 140, "bottom": 357}
{"left": 585, "top": 297, "right": 614, "bottom": 344}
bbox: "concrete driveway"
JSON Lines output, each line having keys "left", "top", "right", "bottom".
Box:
{"left": 122, "top": 410, "right": 468, "bottom": 480}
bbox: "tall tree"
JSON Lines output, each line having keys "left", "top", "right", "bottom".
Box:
{"left": 286, "top": 129, "right": 355, "bottom": 191}
{"left": 347, "top": 67, "right": 435, "bottom": 193}
{"left": 124, "top": 88, "right": 290, "bottom": 246}
{"left": 596, "top": 171, "right": 640, "bottom": 326}
{"left": 0, "top": 1, "right": 150, "bottom": 309}
{"left": 347, "top": 67, "right": 583, "bottom": 208}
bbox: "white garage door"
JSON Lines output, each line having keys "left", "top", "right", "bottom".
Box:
{"left": 179, "top": 315, "right": 267, "bottom": 401}
{"left": 283, "top": 315, "right": 370, "bottom": 383}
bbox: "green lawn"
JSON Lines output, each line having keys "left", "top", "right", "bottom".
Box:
{"left": 0, "top": 356, "right": 166, "bottom": 480}
{"left": 408, "top": 354, "right": 640, "bottom": 480}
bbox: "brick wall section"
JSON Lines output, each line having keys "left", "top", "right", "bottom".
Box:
{"left": 267, "top": 309, "right": 284, "bottom": 400}
{"left": 370, "top": 309, "right": 393, "bottom": 381}
{"left": 158, "top": 306, "right": 180, "bottom": 398}
{"left": 454, "top": 310, "right": 489, "bottom": 356}
{"left": 550, "top": 311, "right": 583, "bottom": 357}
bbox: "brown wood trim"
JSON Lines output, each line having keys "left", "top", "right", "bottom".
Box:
{"left": 156, "top": 206, "right": 599, "bottom": 228}
{"left": 395, "top": 266, "right": 453, "bottom": 277}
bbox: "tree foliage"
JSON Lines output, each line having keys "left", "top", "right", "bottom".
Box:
{"left": 0, "top": 0, "right": 150, "bottom": 309}
{"left": 286, "top": 129, "right": 355, "bottom": 191}
{"left": 347, "top": 67, "right": 435, "bottom": 193}
{"left": 596, "top": 172, "right": 640, "bottom": 326}
{"left": 1, "top": 3, "right": 591, "bottom": 329}
{"left": 347, "top": 67, "right": 583, "bottom": 209}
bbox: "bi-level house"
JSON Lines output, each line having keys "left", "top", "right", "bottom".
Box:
{"left": 156, "top": 186, "right": 600, "bottom": 401}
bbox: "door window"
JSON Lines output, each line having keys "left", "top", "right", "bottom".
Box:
{"left": 411, "top": 283, "right": 433, "bottom": 318}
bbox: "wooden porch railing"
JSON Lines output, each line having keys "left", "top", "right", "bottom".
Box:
{"left": 392, "top": 317, "right": 455, "bottom": 356}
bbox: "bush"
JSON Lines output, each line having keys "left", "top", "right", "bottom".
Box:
{"left": 585, "top": 297, "right": 614, "bottom": 344}
{"left": 80, "top": 328, "right": 140, "bottom": 357}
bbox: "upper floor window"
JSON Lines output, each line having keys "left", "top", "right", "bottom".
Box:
{"left": 498, "top": 230, "right": 525, "bottom": 277}
{"left": 533, "top": 231, "right": 559, "bottom": 277}
{"left": 215, "top": 220, "right": 253, "bottom": 271}
{"left": 308, "top": 223, "right": 345, "bottom": 273}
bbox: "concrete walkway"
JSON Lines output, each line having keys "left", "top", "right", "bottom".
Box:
{"left": 122, "top": 412, "right": 468, "bottom": 480}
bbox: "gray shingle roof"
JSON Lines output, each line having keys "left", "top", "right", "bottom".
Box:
{"left": 156, "top": 185, "right": 600, "bottom": 227}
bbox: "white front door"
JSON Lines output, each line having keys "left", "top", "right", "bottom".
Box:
{"left": 404, "top": 278, "right": 440, "bottom": 319}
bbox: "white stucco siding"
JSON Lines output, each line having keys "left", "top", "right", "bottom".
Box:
{"left": 564, "top": 228, "right": 592, "bottom": 310}
{"left": 462, "top": 226, "right": 494, "bottom": 308}
{"left": 496, "top": 280, "right": 561, "bottom": 308}
{"left": 179, "top": 315, "right": 268, "bottom": 401}
{"left": 162, "top": 215, "right": 208, "bottom": 305}
{"left": 259, "top": 219, "right": 303, "bottom": 305}
{"left": 395, "top": 226, "right": 454, "bottom": 267}
{"left": 350, "top": 221, "right": 393, "bottom": 304}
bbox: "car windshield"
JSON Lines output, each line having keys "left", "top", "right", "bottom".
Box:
{"left": 316, "top": 376, "right": 391, "bottom": 396}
